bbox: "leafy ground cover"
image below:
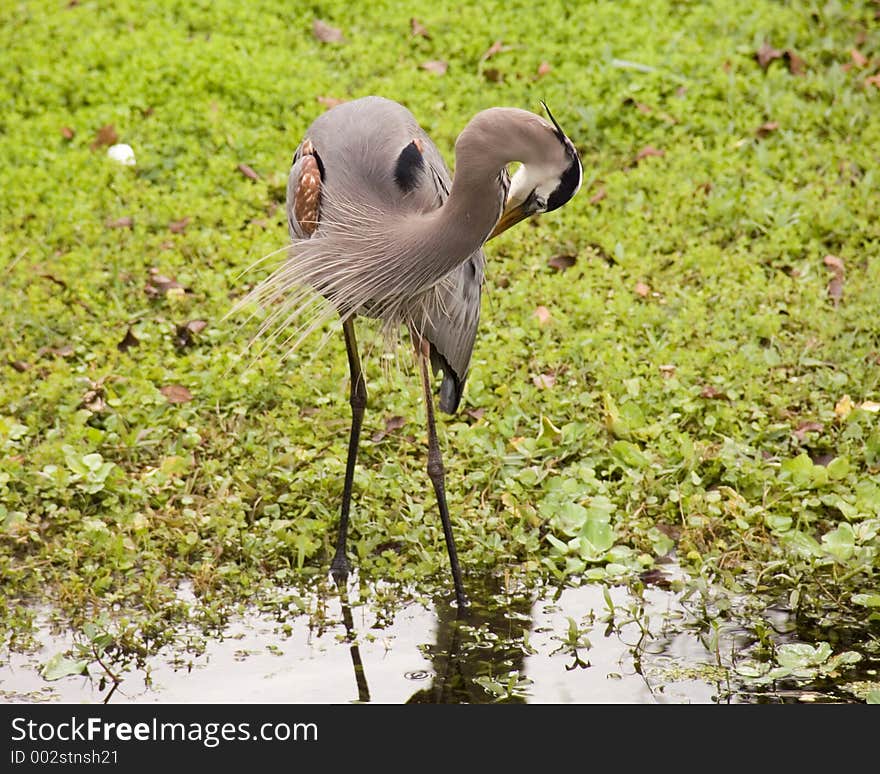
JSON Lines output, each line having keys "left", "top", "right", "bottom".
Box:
{"left": 1, "top": 0, "right": 879, "bottom": 699}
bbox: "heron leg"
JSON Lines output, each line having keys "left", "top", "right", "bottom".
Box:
{"left": 331, "top": 317, "right": 366, "bottom": 583}
{"left": 415, "top": 335, "right": 468, "bottom": 608}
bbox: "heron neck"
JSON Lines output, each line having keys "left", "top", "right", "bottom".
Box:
{"left": 399, "top": 160, "right": 503, "bottom": 279}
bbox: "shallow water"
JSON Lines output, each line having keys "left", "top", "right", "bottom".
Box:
{"left": 0, "top": 572, "right": 872, "bottom": 704}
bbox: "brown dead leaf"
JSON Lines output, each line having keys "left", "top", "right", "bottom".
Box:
{"left": 827, "top": 276, "right": 844, "bottom": 307}
{"left": 755, "top": 42, "right": 783, "bottom": 70}
{"left": 634, "top": 281, "right": 651, "bottom": 298}
{"left": 532, "top": 373, "right": 556, "bottom": 389}
{"left": 410, "top": 17, "right": 430, "bottom": 39}
{"left": 421, "top": 60, "right": 448, "bottom": 75}
{"left": 9, "top": 360, "right": 31, "bottom": 372}
{"left": 823, "top": 254, "right": 845, "bottom": 278}
{"left": 466, "top": 408, "right": 485, "bottom": 421}
{"left": 483, "top": 68, "right": 504, "bottom": 83}
{"left": 784, "top": 50, "right": 806, "bottom": 75}
{"left": 80, "top": 382, "right": 106, "bottom": 412}
{"left": 90, "top": 124, "right": 118, "bottom": 150}
{"left": 312, "top": 19, "right": 344, "bottom": 44}
{"left": 481, "top": 40, "right": 505, "bottom": 61}
{"left": 37, "top": 344, "right": 74, "bottom": 359}
{"left": 145, "top": 268, "right": 184, "bottom": 298}
{"left": 659, "top": 364, "right": 676, "bottom": 378}
{"left": 589, "top": 187, "right": 607, "bottom": 205}
{"left": 39, "top": 272, "right": 68, "bottom": 289}
{"left": 106, "top": 216, "right": 133, "bottom": 229}
{"left": 169, "top": 216, "right": 190, "bottom": 234}
{"left": 533, "top": 305, "right": 552, "bottom": 325}
{"left": 536, "top": 61, "right": 552, "bottom": 78}
{"left": 372, "top": 414, "right": 406, "bottom": 442}
{"left": 695, "top": 181, "right": 713, "bottom": 196}
{"left": 237, "top": 163, "right": 259, "bottom": 181}
{"left": 160, "top": 384, "right": 193, "bottom": 404}
{"left": 175, "top": 319, "right": 208, "bottom": 348}
{"left": 865, "top": 74, "right": 880, "bottom": 88}
{"left": 851, "top": 48, "right": 868, "bottom": 68}
{"left": 117, "top": 327, "right": 140, "bottom": 352}
{"left": 60, "top": 126, "right": 75, "bottom": 140}
{"left": 317, "top": 96, "right": 346, "bottom": 109}
{"left": 547, "top": 254, "right": 577, "bottom": 272}
{"left": 756, "top": 121, "right": 779, "bottom": 138}
{"left": 793, "top": 421, "right": 824, "bottom": 441}
{"left": 700, "top": 385, "right": 725, "bottom": 399}
{"left": 635, "top": 145, "right": 665, "bottom": 162}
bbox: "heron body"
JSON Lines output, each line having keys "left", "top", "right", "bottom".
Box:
{"left": 248, "top": 96, "right": 581, "bottom": 606}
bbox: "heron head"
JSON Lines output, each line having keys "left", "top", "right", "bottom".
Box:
{"left": 489, "top": 102, "right": 582, "bottom": 239}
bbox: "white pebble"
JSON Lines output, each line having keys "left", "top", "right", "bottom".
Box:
{"left": 107, "top": 143, "right": 136, "bottom": 166}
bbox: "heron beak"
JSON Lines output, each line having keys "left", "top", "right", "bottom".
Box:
{"left": 488, "top": 201, "right": 530, "bottom": 240}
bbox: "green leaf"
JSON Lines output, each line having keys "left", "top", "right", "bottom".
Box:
{"left": 776, "top": 642, "right": 832, "bottom": 669}
{"left": 611, "top": 440, "right": 649, "bottom": 469}
{"left": 822, "top": 523, "right": 855, "bottom": 562}
{"left": 852, "top": 593, "right": 880, "bottom": 608}
{"left": 41, "top": 653, "right": 88, "bottom": 681}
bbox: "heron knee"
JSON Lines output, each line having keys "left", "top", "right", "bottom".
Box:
{"left": 349, "top": 376, "right": 367, "bottom": 410}
{"left": 426, "top": 452, "right": 445, "bottom": 483}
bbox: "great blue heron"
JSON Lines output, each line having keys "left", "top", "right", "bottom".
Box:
{"left": 242, "top": 96, "right": 581, "bottom": 607}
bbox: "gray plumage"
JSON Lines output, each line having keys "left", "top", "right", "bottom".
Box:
{"left": 236, "top": 95, "right": 582, "bottom": 606}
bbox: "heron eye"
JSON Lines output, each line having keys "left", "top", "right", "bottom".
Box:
{"left": 525, "top": 189, "right": 546, "bottom": 213}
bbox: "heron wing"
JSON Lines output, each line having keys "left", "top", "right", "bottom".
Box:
{"left": 410, "top": 136, "right": 485, "bottom": 414}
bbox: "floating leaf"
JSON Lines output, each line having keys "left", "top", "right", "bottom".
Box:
{"left": 776, "top": 642, "right": 832, "bottom": 670}
{"left": 41, "top": 654, "right": 88, "bottom": 681}
{"left": 822, "top": 522, "right": 855, "bottom": 562}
